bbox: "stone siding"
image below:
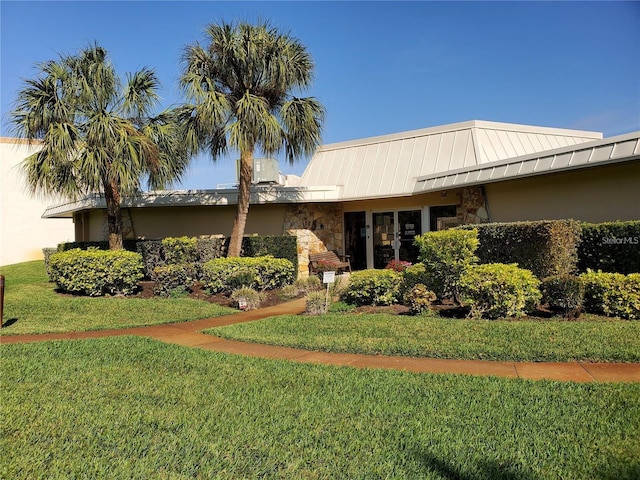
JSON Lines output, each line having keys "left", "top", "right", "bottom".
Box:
{"left": 284, "top": 203, "right": 343, "bottom": 277}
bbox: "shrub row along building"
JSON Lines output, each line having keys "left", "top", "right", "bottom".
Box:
{"left": 3, "top": 120, "right": 639, "bottom": 272}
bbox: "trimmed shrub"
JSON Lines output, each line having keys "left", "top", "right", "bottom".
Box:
{"left": 414, "top": 229, "right": 479, "bottom": 301}
{"left": 196, "top": 237, "right": 226, "bottom": 264}
{"left": 202, "top": 256, "right": 295, "bottom": 293}
{"left": 135, "top": 240, "right": 164, "bottom": 279}
{"left": 460, "top": 220, "right": 581, "bottom": 279}
{"left": 240, "top": 235, "right": 298, "bottom": 271}
{"left": 341, "top": 269, "right": 402, "bottom": 306}
{"left": 459, "top": 263, "right": 541, "bottom": 319}
{"left": 42, "top": 247, "right": 58, "bottom": 281}
{"left": 152, "top": 263, "right": 198, "bottom": 297}
{"left": 306, "top": 290, "right": 329, "bottom": 315}
{"left": 49, "top": 248, "right": 143, "bottom": 296}
{"left": 230, "top": 287, "right": 265, "bottom": 311}
{"left": 578, "top": 221, "right": 640, "bottom": 274}
{"left": 541, "top": 275, "right": 584, "bottom": 319}
{"left": 404, "top": 284, "right": 437, "bottom": 315}
{"left": 162, "top": 236, "right": 198, "bottom": 265}
{"left": 580, "top": 271, "right": 640, "bottom": 320}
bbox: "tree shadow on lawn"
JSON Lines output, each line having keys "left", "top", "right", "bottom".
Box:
{"left": 1, "top": 318, "right": 18, "bottom": 328}
{"left": 410, "top": 450, "right": 538, "bottom": 480}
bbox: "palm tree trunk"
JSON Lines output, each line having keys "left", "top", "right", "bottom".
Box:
{"left": 227, "top": 150, "right": 253, "bottom": 257}
{"left": 104, "top": 179, "right": 124, "bottom": 250}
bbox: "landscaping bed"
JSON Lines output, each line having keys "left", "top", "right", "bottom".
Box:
{"left": 133, "top": 280, "right": 290, "bottom": 309}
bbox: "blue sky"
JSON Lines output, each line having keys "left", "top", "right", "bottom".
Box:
{"left": 2, "top": 1, "right": 639, "bottom": 189}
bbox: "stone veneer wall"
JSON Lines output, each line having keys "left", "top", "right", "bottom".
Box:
{"left": 283, "top": 203, "right": 343, "bottom": 278}
{"left": 457, "top": 186, "right": 490, "bottom": 225}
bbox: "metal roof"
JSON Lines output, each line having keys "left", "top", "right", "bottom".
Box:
{"left": 42, "top": 120, "right": 640, "bottom": 219}
{"left": 299, "top": 120, "right": 602, "bottom": 200}
{"left": 415, "top": 130, "right": 640, "bottom": 193}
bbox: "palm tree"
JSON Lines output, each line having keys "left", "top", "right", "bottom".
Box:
{"left": 11, "top": 44, "right": 189, "bottom": 250}
{"left": 180, "top": 20, "right": 325, "bottom": 257}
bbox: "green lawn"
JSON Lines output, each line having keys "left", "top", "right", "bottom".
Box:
{"left": 0, "top": 261, "right": 236, "bottom": 335}
{"left": 2, "top": 336, "right": 639, "bottom": 479}
{"left": 206, "top": 312, "right": 640, "bottom": 363}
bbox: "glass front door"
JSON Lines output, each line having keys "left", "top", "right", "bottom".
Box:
{"left": 373, "top": 212, "right": 395, "bottom": 269}
{"left": 372, "top": 210, "right": 422, "bottom": 268}
{"left": 398, "top": 210, "right": 422, "bottom": 263}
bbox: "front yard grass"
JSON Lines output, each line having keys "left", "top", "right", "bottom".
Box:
{"left": 206, "top": 312, "right": 640, "bottom": 363}
{"left": 0, "top": 261, "right": 236, "bottom": 335}
{"left": 2, "top": 336, "right": 639, "bottom": 479}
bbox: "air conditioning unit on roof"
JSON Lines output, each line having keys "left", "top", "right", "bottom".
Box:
{"left": 236, "top": 157, "right": 281, "bottom": 185}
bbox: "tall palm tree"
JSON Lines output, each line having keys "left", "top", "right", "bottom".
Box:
{"left": 180, "top": 20, "right": 325, "bottom": 257}
{"left": 11, "top": 44, "right": 189, "bottom": 250}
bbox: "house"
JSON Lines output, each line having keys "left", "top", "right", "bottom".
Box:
{"left": 0, "top": 138, "right": 74, "bottom": 266}
{"left": 39, "top": 120, "right": 640, "bottom": 276}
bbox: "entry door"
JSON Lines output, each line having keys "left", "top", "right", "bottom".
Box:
{"left": 372, "top": 212, "right": 395, "bottom": 269}
{"left": 372, "top": 210, "right": 422, "bottom": 269}
{"left": 397, "top": 210, "right": 422, "bottom": 263}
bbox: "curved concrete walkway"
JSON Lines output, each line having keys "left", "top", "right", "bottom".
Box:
{"left": 2, "top": 298, "right": 639, "bottom": 383}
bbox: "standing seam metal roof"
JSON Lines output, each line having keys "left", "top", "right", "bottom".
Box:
{"left": 299, "top": 120, "right": 603, "bottom": 200}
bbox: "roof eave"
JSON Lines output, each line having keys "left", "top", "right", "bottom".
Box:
{"left": 414, "top": 131, "right": 640, "bottom": 193}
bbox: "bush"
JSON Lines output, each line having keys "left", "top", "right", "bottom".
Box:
{"left": 196, "top": 237, "right": 226, "bottom": 264}
{"left": 49, "top": 248, "right": 143, "bottom": 296}
{"left": 294, "top": 275, "right": 322, "bottom": 293}
{"left": 152, "top": 263, "right": 198, "bottom": 297}
{"left": 578, "top": 221, "right": 640, "bottom": 274}
{"left": 134, "top": 240, "right": 164, "bottom": 279}
{"left": 240, "top": 235, "right": 298, "bottom": 271}
{"left": 306, "top": 290, "right": 329, "bottom": 315}
{"left": 414, "top": 229, "right": 479, "bottom": 301}
{"left": 202, "top": 256, "right": 294, "bottom": 293}
{"left": 404, "top": 284, "right": 437, "bottom": 315}
{"left": 399, "top": 263, "right": 430, "bottom": 300}
{"left": 541, "top": 275, "right": 584, "bottom": 319}
{"left": 461, "top": 220, "right": 581, "bottom": 279}
{"left": 162, "top": 236, "right": 198, "bottom": 265}
{"left": 341, "top": 269, "right": 402, "bottom": 306}
{"left": 230, "top": 287, "right": 265, "bottom": 311}
{"left": 459, "top": 263, "right": 541, "bottom": 319}
{"left": 580, "top": 271, "right": 640, "bottom": 320}
{"left": 42, "top": 247, "right": 57, "bottom": 281}
{"left": 385, "top": 259, "right": 412, "bottom": 272}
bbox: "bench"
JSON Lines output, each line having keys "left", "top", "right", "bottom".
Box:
{"left": 309, "top": 250, "right": 352, "bottom": 275}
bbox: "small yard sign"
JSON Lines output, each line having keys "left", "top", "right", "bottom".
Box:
{"left": 323, "top": 271, "right": 336, "bottom": 284}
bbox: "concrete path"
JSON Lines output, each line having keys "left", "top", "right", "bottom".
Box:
{"left": 2, "top": 298, "right": 639, "bottom": 383}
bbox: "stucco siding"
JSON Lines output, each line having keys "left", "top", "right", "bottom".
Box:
{"left": 0, "top": 138, "right": 74, "bottom": 265}
{"left": 81, "top": 204, "right": 289, "bottom": 241}
{"left": 486, "top": 161, "right": 640, "bottom": 223}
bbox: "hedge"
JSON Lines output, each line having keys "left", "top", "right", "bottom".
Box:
{"left": 49, "top": 248, "right": 143, "bottom": 296}
{"left": 57, "top": 235, "right": 297, "bottom": 279}
{"left": 578, "top": 221, "right": 640, "bottom": 274}
{"left": 580, "top": 271, "right": 640, "bottom": 320}
{"left": 202, "top": 256, "right": 295, "bottom": 293}
{"left": 459, "top": 220, "right": 581, "bottom": 279}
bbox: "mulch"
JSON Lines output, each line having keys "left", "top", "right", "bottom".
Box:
{"left": 134, "top": 281, "right": 289, "bottom": 309}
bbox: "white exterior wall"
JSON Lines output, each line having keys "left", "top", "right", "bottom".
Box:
{"left": 0, "top": 138, "right": 74, "bottom": 266}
